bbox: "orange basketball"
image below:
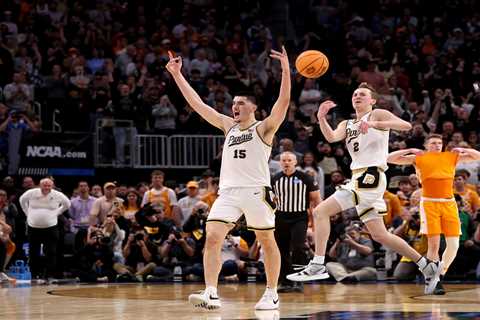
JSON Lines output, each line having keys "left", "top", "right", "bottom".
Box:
{"left": 295, "top": 50, "right": 329, "bottom": 78}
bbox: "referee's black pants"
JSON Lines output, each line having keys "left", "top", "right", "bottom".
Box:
{"left": 274, "top": 211, "right": 308, "bottom": 284}
{"left": 28, "top": 225, "right": 59, "bottom": 279}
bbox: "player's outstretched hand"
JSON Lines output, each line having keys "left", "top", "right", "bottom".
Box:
{"left": 408, "top": 148, "right": 424, "bottom": 156}
{"left": 359, "top": 120, "right": 370, "bottom": 134}
{"left": 452, "top": 147, "right": 467, "bottom": 154}
{"left": 270, "top": 46, "right": 289, "bottom": 71}
{"left": 165, "top": 50, "right": 182, "bottom": 75}
{"left": 317, "top": 100, "right": 336, "bottom": 120}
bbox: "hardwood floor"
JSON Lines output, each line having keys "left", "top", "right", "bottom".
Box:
{"left": 2, "top": 282, "right": 480, "bottom": 319}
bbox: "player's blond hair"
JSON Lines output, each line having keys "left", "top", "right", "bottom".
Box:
{"left": 358, "top": 82, "right": 378, "bottom": 100}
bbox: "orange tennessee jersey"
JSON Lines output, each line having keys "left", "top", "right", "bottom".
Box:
{"left": 415, "top": 151, "right": 459, "bottom": 198}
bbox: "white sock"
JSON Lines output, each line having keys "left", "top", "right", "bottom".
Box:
{"left": 416, "top": 256, "right": 427, "bottom": 270}
{"left": 266, "top": 287, "right": 278, "bottom": 298}
{"left": 205, "top": 286, "right": 218, "bottom": 297}
{"left": 313, "top": 255, "right": 325, "bottom": 264}
{"left": 441, "top": 237, "right": 460, "bottom": 275}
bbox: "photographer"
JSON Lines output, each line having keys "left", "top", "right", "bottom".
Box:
{"left": 182, "top": 202, "right": 209, "bottom": 280}
{"left": 73, "top": 226, "right": 115, "bottom": 282}
{"left": 100, "top": 214, "right": 125, "bottom": 263}
{"left": 158, "top": 225, "right": 196, "bottom": 276}
{"left": 393, "top": 208, "right": 428, "bottom": 281}
{"left": 113, "top": 229, "right": 157, "bottom": 282}
{"left": 326, "top": 224, "right": 377, "bottom": 282}
{"left": 135, "top": 202, "right": 174, "bottom": 243}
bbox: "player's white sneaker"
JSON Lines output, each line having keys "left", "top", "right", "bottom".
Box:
{"left": 286, "top": 261, "right": 330, "bottom": 282}
{"left": 421, "top": 260, "right": 443, "bottom": 295}
{"left": 188, "top": 290, "right": 221, "bottom": 310}
{"left": 255, "top": 290, "right": 279, "bottom": 310}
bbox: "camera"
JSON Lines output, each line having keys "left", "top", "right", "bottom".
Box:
{"left": 171, "top": 226, "right": 182, "bottom": 240}
{"left": 409, "top": 213, "right": 420, "bottom": 230}
{"left": 338, "top": 232, "right": 346, "bottom": 241}
{"left": 197, "top": 208, "right": 205, "bottom": 215}
{"left": 100, "top": 236, "right": 111, "bottom": 244}
{"left": 135, "top": 233, "right": 145, "bottom": 241}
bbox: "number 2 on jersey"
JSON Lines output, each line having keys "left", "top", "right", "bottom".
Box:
{"left": 353, "top": 142, "right": 359, "bottom": 152}
{"left": 233, "top": 149, "right": 246, "bottom": 159}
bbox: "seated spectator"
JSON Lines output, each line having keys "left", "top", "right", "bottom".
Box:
{"left": 158, "top": 225, "right": 196, "bottom": 277}
{"left": 73, "top": 226, "right": 115, "bottom": 283}
{"left": 396, "top": 177, "right": 413, "bottom": 207}
{"left": 393, "top": 208, "right": 427, "bottom": 281}
{"left": 113, "top": 230, "right": 157, "bottom": 282}
{"left": 135, "top": 203, "right": 173, "bottom": 243}
{"left": 326, "top": 224, "right": 377, "bottom": 282}
{"left": 183, "top": 201, "right": 209, "bottom": 281}
{"left": 99, "top": 214, "right": 125, "bottom": 263}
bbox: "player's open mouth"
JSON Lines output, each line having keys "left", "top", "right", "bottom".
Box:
{"left": 233, "top": 111, "right": 240, "bottom": 117}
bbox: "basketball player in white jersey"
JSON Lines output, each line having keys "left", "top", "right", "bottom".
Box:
{"left": 166, "top": 48, "right": 290, "bottom": 310}
{"left": 287, "top": 83, "right": 443, "bottom": 295}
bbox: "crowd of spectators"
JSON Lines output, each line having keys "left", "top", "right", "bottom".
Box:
{"left": 0, "top": 167, "right": 479, "bottom": 284}
{"left": 1, "top": 0, "right": 480, "bottom": 284}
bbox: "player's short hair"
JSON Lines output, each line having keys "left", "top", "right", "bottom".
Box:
{"left": 151, "top": 170, "right": 165, "bottom": 177}
{"left": 234, "top": 91, "right": 257, "bottom": 105}
{"left": 358, "top": 82, "right": 378, "bottom": 100}
{"left": 424, "top": 133, "right": 443, "bottom": 143}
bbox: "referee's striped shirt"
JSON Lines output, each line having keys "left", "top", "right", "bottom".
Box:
{"left": 272, "top": 170, "right": 319, "bottom": 213}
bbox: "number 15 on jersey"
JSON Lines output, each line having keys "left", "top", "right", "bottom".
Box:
{"left": 233, "top": 149, "right": 246, "bottom": 159}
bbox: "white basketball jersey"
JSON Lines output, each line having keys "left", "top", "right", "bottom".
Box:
{"left": 345, "top": 112, "right": 389, "bottom": 171}
{"left": 220, "top": 121, "right": 272, "bottom": 190}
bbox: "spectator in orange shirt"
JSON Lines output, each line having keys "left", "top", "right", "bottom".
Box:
{"left": 200, "top": 178, "right": 219, "bottom": 209}
{"left": 383, "top": 191, "right": 403, "bottom": 227}
{"left": 455, "top": 169, "right": 478, "bottom": 193}
{"left": 454, "top": 172, "right": 480, "bottom": 216}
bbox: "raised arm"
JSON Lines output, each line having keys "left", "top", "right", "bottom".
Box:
{"left": 316, "top": 100, "right": 347, "bottom": 143}
{"left": 387, "top": 148, "right": 422, "bottom": 165}
{"left": 165, "top": 51, "right": 234, "bottom": 133}
{"left": 258, "top": 46, "right": 291, "bottom": 143}
{"left": 367, "top": 109, "right": 412, "bottom": 131}
{"left": 452, "top": 147, "right": 480, "bottom": 163}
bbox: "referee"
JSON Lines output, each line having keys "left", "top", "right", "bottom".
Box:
{"left": 272, "top": 151, "right": 321, "bottom": 292}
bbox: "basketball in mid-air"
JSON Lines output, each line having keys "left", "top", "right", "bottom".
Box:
{"left": 295, "top": 50, "right": 329, "bottom": 78}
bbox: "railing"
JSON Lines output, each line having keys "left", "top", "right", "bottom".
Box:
{"left": 94, "top": 119, "right": 224, "bottom": 168}
{"left": 134, "top": 135, "right": 224, "bottom": 168}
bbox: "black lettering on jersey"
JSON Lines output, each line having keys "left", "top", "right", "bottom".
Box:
{"left": 228, "top": 133, "right": 253, "bottom": 147}
{"left": 346, "top": 127, "right": 361, "bottom": 144}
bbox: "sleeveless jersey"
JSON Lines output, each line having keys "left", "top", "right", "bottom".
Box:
{"left": 415, "top": 151, "right": 459, "bottom": 198}
{"left": 345, "top": 112, "right": 389, "bottom": 171}
{"left": 220, "top": 121, "right": 272, "bottom": 190}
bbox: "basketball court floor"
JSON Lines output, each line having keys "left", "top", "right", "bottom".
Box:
{"left": 2, "top": 282, "right": 480, "bottom": 319}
